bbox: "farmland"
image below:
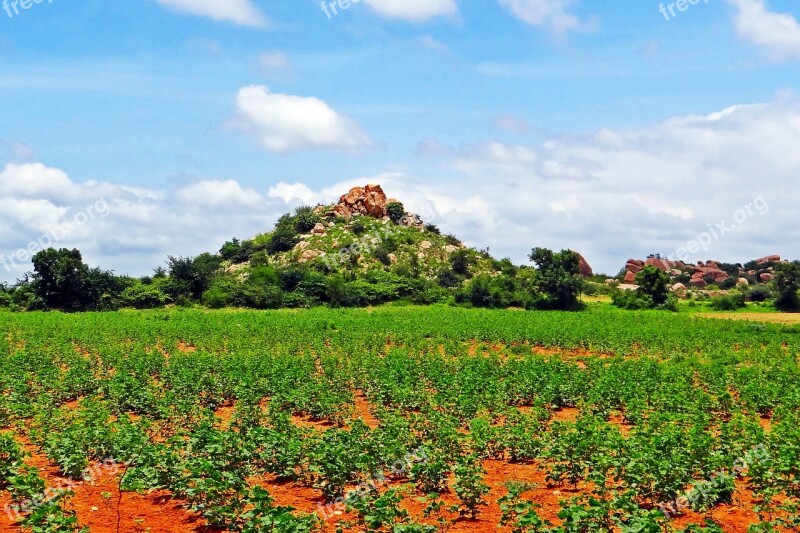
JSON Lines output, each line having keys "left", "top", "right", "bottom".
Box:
{"left": 1, "top": 307, "right": 799, "bottom": 532}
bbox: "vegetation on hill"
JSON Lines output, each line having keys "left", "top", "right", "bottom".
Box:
{"left": 0, "top": 201, "right": 587, "bottom": 313}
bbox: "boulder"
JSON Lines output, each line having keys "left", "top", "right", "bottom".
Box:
{"left": 645, "top": 257, "right": 670, "bottom": 271}
{"left": 299, "top": 250, "right": 322, "bottom": 263}
{"left": 312, "top": 223, "right": 326, "bottom": 235}
{"left": 420, "top": 241, "right": 433, "bottom": 250}
{"left": 671, "top": 283, "right": 687, "bottom": 295}
{"left": 363, "top": 191, "right": 387, "bottom": 218}
{"left": 690, "top": 278, "right": 708, "bottom": 289}
{"left": 626, "top": 263, "right": 643, "bottom": 274}
{"left": 333, "top": 204, "right": 353, "bottom": 220}
{"left": 576, "top": 253, "right": 593, "bottom": 277}
{"left": 627, "top": 259, "right": 644, "bottom": 267}
{"left": 760, "top": 273, "right": 774, "bottom": 282}
{"left": 341, "top": 186, "right": 364, "bottom": 206}
{"left": 757, "top": 255, "right": 781, "bottom": 265}
{"left": 737, "top": 278, "right": 749, "bottom": 287}
{"left": 623, "top": 271, "right": 636, "bottom": 284}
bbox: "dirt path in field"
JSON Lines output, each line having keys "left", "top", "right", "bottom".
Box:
{"left": 699, "top": 312, "right": 800, "bottom": 324}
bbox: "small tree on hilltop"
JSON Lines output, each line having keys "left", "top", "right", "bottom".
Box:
{"left": 386, "top": 201, "right": 405, "bottom": 224}
{"left": 774, "top": 261, "right": 800, "bottom": 312}
{"left": 528, "top": 247, "right": 584, "bottom": 311}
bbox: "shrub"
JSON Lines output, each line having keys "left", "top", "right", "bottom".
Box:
{"left": 267, "top": 227, "right": 299, "bottom": 254}
{"left": 121, "top": 281, "right": 169, "bottom": 309}
{"left": 294, "top": 206, "right": 321, "bottom": 233}
{"left": 425, "top": 223, "right": 441, "bottom": 234}
{"left": 350, "top": 218, "right": 367, "bottom": 236}
{"left": 774, "top": 261, "right": 800, "bottom": 312}
{"left": 451, "top": 250, "right": 475, "bottom": 277}
{"left": 710, "top": 292, "right": 746, "bottom": 311}
{"left": 748, "top": 286, "right": 771, "bottom": 302}
{"left": 386, "top": 201, "right": 405, "bottom": 223}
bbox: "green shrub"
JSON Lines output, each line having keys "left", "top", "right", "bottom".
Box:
{"left": 386, "top": 201, "right": 405, "bottom": 223}
{"left": 121, "top": 281, "right": 169, "bottom": 309}
{"left": 294, "top": 206, "right": 321, "bottom": 233}
{"left": 710, "top": 292, "right": 746, "bottom": 311}
{"left": 350, "top": 218, "right": 367, "bottom": 236}
{"left": 748, "top": 286, "right": 771, "bottom": 302}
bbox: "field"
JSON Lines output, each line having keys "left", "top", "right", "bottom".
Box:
{"left": 1, "top": 307, "right": 799, "bottom": 532}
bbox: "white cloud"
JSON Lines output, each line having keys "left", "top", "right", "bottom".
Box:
{"left": 258, "top": 52, "right": 292, "bottom": 77}
{"left": 498, "top": 0, "right": 589, "bottom": 33}
{"left": 155, "top": 0, "right": 267, "bottom": 27}
{"left": 3, "top": 98, "right": 800, "bottom": 281}
{"left": 366, "top": 0, "right": 457, "bottom": 22}
{"left": 727, "top": 0, "right": 800, "bottom": 60}
{"left": 231, "top": 85, "right": 372, "bottom": 153}
{"left": 175, "top": 180, "right": 263, "bottom": 209}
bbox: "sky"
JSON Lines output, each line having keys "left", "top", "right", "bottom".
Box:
{"left": 1, "top": 0, "right": 800, "bottom": 281}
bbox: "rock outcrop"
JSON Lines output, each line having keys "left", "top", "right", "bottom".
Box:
{"left": 329, "top": 185, "right": 389, "bottom": 220}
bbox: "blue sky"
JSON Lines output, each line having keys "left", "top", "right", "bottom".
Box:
{"left": 1, "top": 0, "right": 800, "bottom": 280}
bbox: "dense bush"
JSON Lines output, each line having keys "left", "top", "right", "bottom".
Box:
{"left": 710, "top": 292, "right": 746, "bottom": 311}
{"left": 121, "top": 281, "right": 170, "bottom": 309}
{"left": 774, "top": 261, "right": 800, "bottom": 312}
{"left": 748, "top": 286, "right": 771, "bottom": 302}
{"left": 294, "top": 206, "right": 322, "bottom": 233}
{"left": 386, "top": 201, "right": 405, "bottom": 223}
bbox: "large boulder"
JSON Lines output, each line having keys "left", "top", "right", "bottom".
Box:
{"left": 626, "top": 262, "right": 643, "bottom": 274}
{"left": 757, "top": 255, "right": 781, "bottom": 265}
{"left": 623, "top": 271, "right": 637, "bottom": 284}
{"left": 340, "top": 186, "right": 364, "bottom": 207}
{"left": 363, "top": 191, "right": 387, "bottom": 218}
{"left": 760, "top": 273, "right": 774, "bottom": 282}
{"left": 671, "top": 283, "right": 687, "bottom": 296}
{"left": 576, "top": 253, "right": 593, "bottom": 277}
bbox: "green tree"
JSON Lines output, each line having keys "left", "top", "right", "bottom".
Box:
{"left": 528, "top": 248, "right": 584, "bottom": 311}
{"left": 31, "top": 248, "right": 92, "bottom": 311}
{"left": 774, "top": 261, "right": 800, "bottom": 312}
{"left": 636, "top": 265, "right": 671, "bottom": 305}
{"left": 165, "top": 253, "right": 221, "bottom": 300}
{"left": 386, "top": 201, "right": 405, "bottom": 223}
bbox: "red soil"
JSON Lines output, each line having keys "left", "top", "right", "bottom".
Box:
{"left": 0, "top": 436, "right": 209, "bottom": 533}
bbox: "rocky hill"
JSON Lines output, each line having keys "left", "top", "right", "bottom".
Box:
{"left": 617, "top": 254, "right": 784, "bottom": 291}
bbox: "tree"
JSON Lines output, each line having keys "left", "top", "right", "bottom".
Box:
{"left": 31, "top": 248, "right": 92, "bottom": 311}
{"left": 774, "top": 261, "right": 800, "bottom": 312}
{"left": 165, "top": 253, "right": 221, "bottom": 300}
{"left": 636, "top": 265, "right": 671, "bottom": 305}
{"left": 294, "top": 206, "right": 321, "bottom": 233}
{"left": 528, "top": 248, "right": 584, "bottom": 311}
{"left": 386, "top": 201, "right": 405, "bottom": 224}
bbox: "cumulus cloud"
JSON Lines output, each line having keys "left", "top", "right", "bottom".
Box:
{"left": 3, "top": 97, "right": 800, "bottom": 281}
{"left": 727, "top": 0, "right": 800, "bottom": 60}
{"left": 155, "top": 0, "right": 267, "bottom": 27}
{"left": 366, "top": 0, "right": 458, "bottom": 22}
{"left": 413, "top": 97, "right": 800, "bottom": 273}
{"left": 497, "top": 0, "right": 589, "bottom": 33}
{"left": 231, "top": 85, "right": 372, "bottom": 153}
